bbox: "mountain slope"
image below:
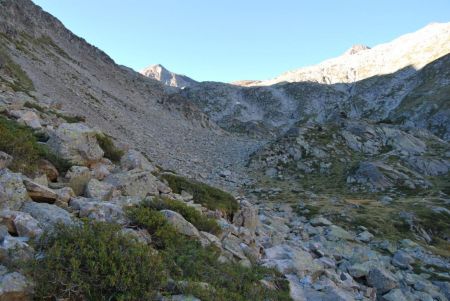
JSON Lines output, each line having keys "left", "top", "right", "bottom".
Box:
{"left": 140, "top": 64, "right": 197, "bottom": 88}
{"left": 0, "top": 0, "right": 260, "bottom": 186}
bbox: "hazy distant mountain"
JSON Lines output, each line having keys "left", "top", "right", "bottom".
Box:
{"left": 140, "top": 64, "right": 197, "bottom": 88}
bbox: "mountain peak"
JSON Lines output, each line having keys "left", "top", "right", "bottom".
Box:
{"left": 140, "top": 64, "right": 197, "bottom": 88}
{"left": 344, "top": 44, "right": 371, "bottom": 55}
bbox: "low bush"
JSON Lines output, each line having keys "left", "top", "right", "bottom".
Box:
{"left": 0, "top": 116, "right": 71, "bottom": 175}
{"left": 161, "top": 174, "right": 238, "bottom": 217}
{"left": 143, "top": 197, "right": 221, "bottom": 234}
{"left": 126, "top": 204, "right": 291, "bottom": 301}
{"left": 28, "top": 221, "right": 166, "bottom": 300}
{"left": 96, "top": 133, "right": 124, "bottom": 162}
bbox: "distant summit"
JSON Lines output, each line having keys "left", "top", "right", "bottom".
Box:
{"left": 344, "top": 44, "right": 370, "bottom": 55}
{"left": 140, "top": 64, "right": 197, "bottom": 88}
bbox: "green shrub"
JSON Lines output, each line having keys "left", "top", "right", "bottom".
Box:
{"left": 0, "top": 116, "right": 71, "bottom": 175}
{"left": 96, "top": 133, "right": 124, "bottom": 163}
{"left": 0, "top": 45, "right": 34, "bottom": 93}
{"left": 126, "top": 204, "right": 291, "bottom": 301}
{"left": 28, "top": 221, "right": 166, "bottom": 301}
{"left": 161, "top": 174, "right": 238, "bottom": 217}
{"left": 24, "top": 101, "right": 85, "bottom": 123}
{"left": 143, "top": 197, "right": 221, "bottom": 234}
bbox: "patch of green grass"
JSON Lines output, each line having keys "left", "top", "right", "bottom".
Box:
{"left": 0, "top": 116, "right": 71, "bottom": 175}
{"left": 161, "top": 174, "right": 238, "bottom": 217}
{"left": 96, "top": 133, "right": 124, "bottom": 163}
{"left": 126, "top": 204, "right": 291, "bottom": 300}
{"left": 143, "top": 197, "right": 221, "bottom": 234}
{"left": 0, "top": 45, "right": 34, "bottom": 93}
{"left": 28, "top": 221, "right": 166, "bottom": 300}
{"left": 24, "top": 101, "right": 86, "bottom": 123}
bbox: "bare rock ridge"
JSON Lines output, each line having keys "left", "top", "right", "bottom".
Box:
{"left": 248, "top": 22, "right": 450, "bottom": 86}
{"left": 141, "top": 64, "right": 197, "bottom": 88}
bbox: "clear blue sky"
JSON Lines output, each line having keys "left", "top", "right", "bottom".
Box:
{"left": 33, "top": 0, "right": 450, "bottom": 82}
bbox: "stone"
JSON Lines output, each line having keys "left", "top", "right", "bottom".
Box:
{"left": 0, "top": 152, "right": 12, "bottom": 170}
{"left": 0, "top": 272, "right": 33, "bottom": 301}
{"left": 199, "top": 231, "right": 221, "bottom": 248}
{"left": 71, "top": 198, "right": 127, "bottom": 225}
{"left": 325, "top": 225, "right": 354, "bottom": 241}
{"left": 65, "top": 166, "right": 91, "bottom": 196}
{"left": 22, "top": 178, "right": 58, "bottom": 203}
{"left": 37, "top": 159, "right": 59, "bottom": 182}
{"left": 0, "top": 169, "right": 30, "bottom": 210}
{"left": 382, "top": 289, "right": 407, "bottom": 301}
{"left": 233, "top": 200, "right": 258, "bottom": 231}
{"left": 21, "top": 202, "right": 75, "bottom": 230}
{"left": 54, "top": 187, "right": 75, "bottom": 205}
{"left": 347, "top": 262, "right": 372, "bottom": 278}
{"left": 367, "top": 267, "right": 398, "bottom": 294}
{"left": 10, "top": 110, "right": 42, "bottom": 130}
{"left": 310, "top": 216, "right": 333, "bottom": 226}
{"left": 105, "top": 170, "right": 159, "bottom": 198}
{"left": 160, "top": 210, "right": 200, "bottom": 238}
{"left": 120, "top": 149, "right": 155, "bottom": 172}
{"left": 356, "top": 230, "right": 374, "bottom": 242}
{"left": 90, "top": 159, "right": 114, "bottom": 180}
{"left": 85, "top": 179, "right": 114, "bottom": 201}
{"left": 0, "top": 234, "right": 33, "bottom": 265}
{"left": 13, "top": 212, "right": 43, "bottom": 238}
{"left": 222, "top": 235, "right": 248, "bottom": 260}
{"left": 391, "top": 250, "right": 414, "bottom": 269}
{"left": 433, "top": 281, "right": 450, "bottom": 300}
{"left": 47, "top": 123, "right": 104, "bottom": 166}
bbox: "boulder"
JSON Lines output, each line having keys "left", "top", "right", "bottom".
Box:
{"left": 0, "top": 152, "right": 12, "bottom": 170}
{"left": 160, "top": 210, "right": 200, "bottom": 238}
{"left": 356, "top": 230, "right": 374, "bottom": 242}
{"left": 325, "top": 225, "right": 354, "bottom": 241}
{"left": 37, "top": 159, "right": 58, "bottom": 182}
{"left": 85, "top": 179, "right": 114, "bottom": 201}
{"left": 0, "top": 210, "right": 43, "bottom": 239}
{"left": 0, "top": 233, "right": 34, "bottom": 265}
{"left": 382, "top": 288, "right": 408, "bottom": 301}
{"left": 21, "top": 202, "right": 75, "bottom": 230}
{"left": 47, "top": 123, "right": 104, "bottom": 166}
{"left": 391, "top": 250, "right": 415, "bottom": 269}
{"left": 105, "top": 170, "right": 159, "bottom": 198}
{"left": 0, "top": 272, "right": 33, "bottom": 301}
{"left": 310, "top": 216, "right": 333, "bottom": 226}
{"left": 70, "top": 198, "right": 127, "bottom": 225}
{"left": 54, "top": 187, "right": 75, "bottom": 205}
{"left": 90, "top": 159, "right": 114, "bottom": 180}
{"left": 367, "top": 267, "right": 398, "bottom": 294}
{"left": 120, "top": 150, "right": 155, "bottom": 172}
{"left": 65, "top": 166, "right": 91, "bottom": 196}
{"left": 0, "top": 169, "right": 30, "bottom": 210}
{"left": 22, "top": 179, "right": 58, "bottom": 203}
{"left": 233, "top": 200, "right": 258, "bottom": 231}
{"left": 13, "top": 110, "right": 42, "bottom": 129}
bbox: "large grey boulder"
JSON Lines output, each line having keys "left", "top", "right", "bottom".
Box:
{"left": 105, "top": 170, "right": 159, "bottom": 198}
{"left": 70, "top": 197, "right": 127, "bottom": 225}
{"left": 0, "top": 272, "right": 33, "bottom": 301}
{"left": 21, "top": 202, "right": 75, "bottom": 230}
{"left": 0, "top": 169, "right": 30, "bottom": 210}
{"left": 120, "top": 149, "right": 155, "bottom": 172}
{"left": 85, "top": 179, "right": 114, "bottom": 201}
{"left": 382, "top": 288, "right": 408, "bottom": 301}
{"left": 367, "top": 267, "right": 398, "bottom": 294}
{"left": 160, "top": 210, "right": 200, "bottom": 238}
{"left": 47, "top": 123, "right": 104, "bottom": 166}
{"left": 0, "top": 231, "right": 34, "bottom": 266}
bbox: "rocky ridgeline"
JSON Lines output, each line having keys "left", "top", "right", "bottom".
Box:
{"left": 0, "top": 102, "right": 265, "bottom": 300}
{"left": 141, "top": 64, "right": 198, "bottom": 88}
